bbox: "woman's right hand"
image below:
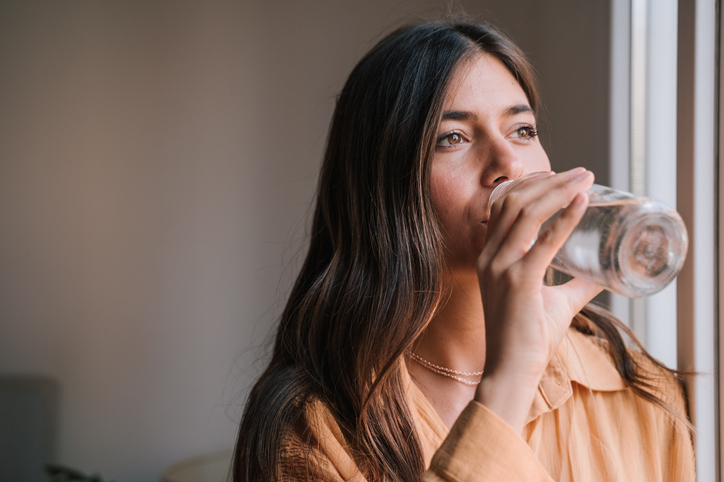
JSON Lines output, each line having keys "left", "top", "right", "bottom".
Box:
{"left": 473, "top": 168, "right": 603, "bottom": 433}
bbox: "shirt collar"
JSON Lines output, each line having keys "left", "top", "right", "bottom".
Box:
{"left": 527, "top": 327, "right": 626, "bottom": 423}
{"left": 402, "top": 327, "right": 627, "bottom": 432}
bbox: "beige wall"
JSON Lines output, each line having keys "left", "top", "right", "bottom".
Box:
{"left": 0, "top": 1, "right": 610, "bottom": 480}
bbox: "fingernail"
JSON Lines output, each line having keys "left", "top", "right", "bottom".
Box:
{"left": 567, "top": 167, "right": 586, "bottom": 176}
{"left": 573, "top": 170, "right": 591, "bottom": 181}
{"left": 571, "top": 193, "right": 586, "bottom": 205}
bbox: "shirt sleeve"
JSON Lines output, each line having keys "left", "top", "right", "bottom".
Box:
{"left": 422, "top": 401, "right": 554, "bottom": 482}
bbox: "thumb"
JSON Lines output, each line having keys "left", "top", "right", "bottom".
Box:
{"left": 557, "top": 277, "right": 605, "bottom": 316}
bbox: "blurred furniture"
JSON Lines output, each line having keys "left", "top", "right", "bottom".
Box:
{"left": 161, "top": 450, "right": 233, "bottom": 482}
{"left": 0, "top": 376, "right": 58, "bottom": 482}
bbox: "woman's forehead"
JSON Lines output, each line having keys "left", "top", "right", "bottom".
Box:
{"left": 442, "top": 53, "right": 530, "bottom": 112}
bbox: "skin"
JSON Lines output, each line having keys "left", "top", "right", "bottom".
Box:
{"left": 406, "top": 53, "right": 603, "bottom": 432}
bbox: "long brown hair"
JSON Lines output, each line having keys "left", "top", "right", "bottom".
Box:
{"left": 234, "top": 18, "right": 687, "bottom": 481}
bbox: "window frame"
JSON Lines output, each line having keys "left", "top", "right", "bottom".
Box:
{"left": 676, "top": 0, "right": 719, "bottom": 479}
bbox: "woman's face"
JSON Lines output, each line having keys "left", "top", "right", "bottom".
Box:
{"left": 431, "top": 53, "right": 551, "bottom": 270}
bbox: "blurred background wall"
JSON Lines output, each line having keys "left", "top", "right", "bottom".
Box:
{"left": 0, "top": 1, "right": 611, "bottom": 480}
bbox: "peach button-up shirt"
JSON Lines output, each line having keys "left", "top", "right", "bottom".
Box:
{"left": 280, "top": 328, "right": 695, "bottom": 481}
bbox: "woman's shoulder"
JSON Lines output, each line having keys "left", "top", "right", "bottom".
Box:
{"left": 279, "top": 397, "right": 363, "bottom": 480}
{"left": 627, "top": 343, "right": 689, "bottom": 411}
{"left": 569, "top": 324, "right": 688, "bottom": 414}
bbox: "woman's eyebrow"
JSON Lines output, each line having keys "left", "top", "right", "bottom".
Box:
{"left": 441, "top": 105, "right": 534, "bottom": 121}
{"left": 505, "top": 104, "right": 534, "bottom": 117}
{"left": 441, "top": 110, "right": 476, "bottom": 121}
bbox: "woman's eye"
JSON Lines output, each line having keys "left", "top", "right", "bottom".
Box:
{"left": 510, "top": 125, "right": 538, "bottom": 139}
{"left": 437, "top": 132, "right": 466, "bottom": 147}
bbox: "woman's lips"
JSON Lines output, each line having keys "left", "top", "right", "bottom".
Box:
{"left": 481, "top": 215, "right": 490, "bottom": 225}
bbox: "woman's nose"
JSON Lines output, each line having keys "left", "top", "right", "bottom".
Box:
{"left": 478, "top": 136, "right": 525, "bottom": 186}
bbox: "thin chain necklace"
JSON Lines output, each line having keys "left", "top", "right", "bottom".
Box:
{"left": 405, "top": 351, "right": 484, "bottom": 386}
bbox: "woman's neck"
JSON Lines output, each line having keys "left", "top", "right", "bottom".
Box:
{"left": 412, "top": 270, "right": 486, "bottom": 374}
{"left": 405, "top": 269, "right": 486, "bottom": 428}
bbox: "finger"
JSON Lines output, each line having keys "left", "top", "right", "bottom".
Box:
{"left": 488, "top": 170, "right": 554, "bottom": 217}
{"left": 484, "top": 168, "right": 589, "bottom": 260}
{"left": 487, "top": 167, "right": 588, "bottom": 222}
{"left": 519, "top": 190, "right": 590, "bottom": 270}
{"left": 489, "top": 173, "right": 593, "bottom": 270}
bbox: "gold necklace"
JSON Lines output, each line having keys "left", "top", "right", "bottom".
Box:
{"left": 405, "top": 351, "right": 484, "bottom": 386}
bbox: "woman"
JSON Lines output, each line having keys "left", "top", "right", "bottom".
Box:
{"left": 235, "top": 18, "right": 695, "bottom": 481}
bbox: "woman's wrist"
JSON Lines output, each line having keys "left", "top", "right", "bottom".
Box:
{"left": 473, "top": 366, "right": 543, "bottom": 434}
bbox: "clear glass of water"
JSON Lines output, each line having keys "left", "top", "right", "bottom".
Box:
{"left": 489, "top": 177, "right": 689, "bottom": 298}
